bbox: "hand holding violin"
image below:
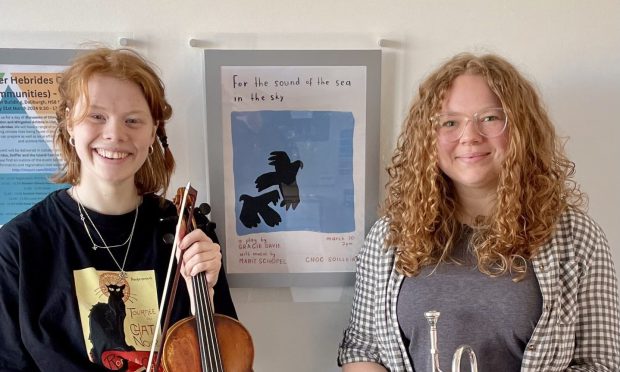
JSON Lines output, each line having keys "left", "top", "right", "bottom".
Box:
{"left": 177, "top": 229, "right": 222, "bottom": 309}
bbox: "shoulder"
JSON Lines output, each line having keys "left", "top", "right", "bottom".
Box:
{"left": 0, "top": 190, "right": 67, "bottom": 262}
{"left": 558, "top": 207, "right": 604, "bottom": 235}
{"left": 544, "top": 207, "right": 611, "bottom": 264}
{"left": 1, "top": 190, "right": 66, "bottom": 235}
{"left": 362, "top": 217, "right": 392, "bottom": 256}
{"left": 142, "top": 192, "right": 172, "bottom": 208}
{"left": 139, "top": 193, "right": 178, "bottom": 239}
{"left": 555, "top": 207, "right": 607, "bottom": 248}
{"left": 142, "top": 193, "right": 176, "bottom": 218}
{"left": 365, "top": 217, "right": 391, "bottom": 248}
{"left": 357, "top": 217, "right": 395, "bottom": 270}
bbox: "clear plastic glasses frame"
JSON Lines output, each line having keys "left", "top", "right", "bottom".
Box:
{"left": 432, "top": 107, "right": 508, "bottom": 143}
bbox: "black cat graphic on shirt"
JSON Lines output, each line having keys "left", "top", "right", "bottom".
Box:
{"left": 88, "top": 283, "right": 135, "bottom": 366}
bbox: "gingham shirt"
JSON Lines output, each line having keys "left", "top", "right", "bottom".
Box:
{"left": 338, "top": 208, "right": 620, "bottom": 371}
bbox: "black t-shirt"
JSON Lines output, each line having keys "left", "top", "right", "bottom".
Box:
{"left": 0, "top": 189, "right": 237, "bottom": 371}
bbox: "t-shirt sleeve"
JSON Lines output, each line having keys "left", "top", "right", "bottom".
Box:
{"left": 0, "top": 222, "right": 38, "bottom": 370}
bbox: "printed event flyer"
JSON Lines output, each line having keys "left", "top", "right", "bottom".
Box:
{"left": 220, "top": 65, "right": 368, "bottom": 274}
{"left": 0, "top": 65, "right": 68, "bottom": 225}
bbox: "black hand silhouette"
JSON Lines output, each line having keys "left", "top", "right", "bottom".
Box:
{"left": 239, "top": 190, "right": 282, "bottom": 228}
{"left": 255, "top": 151, "right": 303, "bottom": 210}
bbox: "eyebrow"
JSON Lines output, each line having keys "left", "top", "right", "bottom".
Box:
{"left": 440, "top": 107, "right": 503, "bottom": 115}
{"left": 87, "top": 104, "right": 150, "bottom": 116}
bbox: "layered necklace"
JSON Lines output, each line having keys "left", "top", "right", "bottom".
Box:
{"left": 72, "top": 188, "right": 140, "bottom": 280}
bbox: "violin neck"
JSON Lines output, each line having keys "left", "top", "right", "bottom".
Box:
{"left": 192, "top": 271, "right": 224, "bottom": 372}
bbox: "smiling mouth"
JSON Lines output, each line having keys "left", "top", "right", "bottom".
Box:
{"left": 96, "top": 148, "right": 130, "bottom": 159}
{"left": 458, "top": 152, "right": 490, "bottom": 159}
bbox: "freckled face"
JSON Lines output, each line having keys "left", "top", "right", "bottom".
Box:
{"left": 436, "top": 74, "right": 509, "bottom": 197}
{"left": 67, "top": 74, "right": 156, "bottom": 190}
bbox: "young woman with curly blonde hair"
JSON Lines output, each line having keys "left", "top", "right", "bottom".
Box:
{"left": 339, "top": 53, "right": 619, "bottom": 371}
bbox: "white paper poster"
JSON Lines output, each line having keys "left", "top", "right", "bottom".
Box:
{"left": 219, "top": 66, "right": 367, "bottom": 274}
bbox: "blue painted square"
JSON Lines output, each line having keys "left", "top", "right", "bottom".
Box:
{"left": 231, "top": 110, "right": 355, "bottom": 235}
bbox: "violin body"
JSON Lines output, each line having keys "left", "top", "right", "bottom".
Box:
{"left": 162, "top": 314, "right": 254, "bottom": 372}
{"left": 149, "top": 185, "right": 254, "bottom": 372}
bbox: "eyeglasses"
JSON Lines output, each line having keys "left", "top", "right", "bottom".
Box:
{"left": 431, "top": 107, "right": 508, "bottom": 143}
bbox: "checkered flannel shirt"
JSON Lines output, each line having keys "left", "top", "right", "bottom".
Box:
{"left": 338, "top": 208, "right": 620, "bottom": 371}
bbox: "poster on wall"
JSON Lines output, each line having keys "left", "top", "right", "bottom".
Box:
{"left": 0, "top": 49, "right": 77, "bottom": 226}
{"left": 204, "top": 50, "right": 381, "bottom": 287}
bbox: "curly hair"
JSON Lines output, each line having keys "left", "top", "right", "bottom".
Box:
{"left": 52, "top": 47, "right": 175, "bottom": 195}
{"left": 384, "top": 53, "right": 585, "bottom": 280}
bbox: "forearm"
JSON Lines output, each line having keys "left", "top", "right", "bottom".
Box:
{"left": 569, "top": 223, "right": 620, "bottom": 370}
{"left": 339, "top": 220, "right": 393, "bottom": 371}
{"left": 342, "top": 362, "right": 388, "bottom": 372}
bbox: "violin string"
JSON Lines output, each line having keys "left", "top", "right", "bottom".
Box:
{"left": 194, "top": 277, "right": 208, "bottom": 371}
{"left": 203, "top": 274, "right": 220, "bottom": 371}
{"left": 196, "top": 272, "right": 223, "bottom": 371}
{"left": 194, "top": 273, "right": 208, "bottom": 369}
{"left": 194, "top": 273, "right": 215, "bottom": 371}
{"left": 209, "top": 280, "right": 224, "bottom": 372}
{"left": 145, "top": 185, "right": 234, "bottom": 372}
{"left": 184, "top": 186, "right": 224, "bottom": 372}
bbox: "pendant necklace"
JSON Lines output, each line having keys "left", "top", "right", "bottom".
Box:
{"left": 73, "top": 188, "right": 139, "bottom": 280}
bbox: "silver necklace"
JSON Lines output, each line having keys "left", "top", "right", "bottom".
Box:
{"left": 73, "top": 188, "right": 139, "bottom": 280}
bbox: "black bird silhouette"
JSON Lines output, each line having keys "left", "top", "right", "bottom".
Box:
{"left": 255, "top": 151, "right": 303, "bottom": 210}
{"left": 239, "top": 190, "right": 282, "bottom": 228}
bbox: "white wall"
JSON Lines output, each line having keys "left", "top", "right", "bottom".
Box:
{"left": 2, "top": 1, "right": 619, "bottom": 370}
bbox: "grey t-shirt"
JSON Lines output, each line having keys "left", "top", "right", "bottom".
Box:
{"left": 397, "top": 227, "right": 542, "bottom": 372}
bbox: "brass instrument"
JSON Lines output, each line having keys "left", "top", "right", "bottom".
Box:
{"left": 424, "top": 311, "right": 478, "bottom": 372}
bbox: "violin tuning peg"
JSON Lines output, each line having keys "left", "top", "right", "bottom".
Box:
{"left": 198, "top": 203, "right": 211, "bottom": 216}
{"left": 162, "top": 233, "right": 175, "bottom": 245}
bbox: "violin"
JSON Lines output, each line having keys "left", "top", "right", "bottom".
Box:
{"left": 148, "top": 184, "right": 254, "bottom": 371}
